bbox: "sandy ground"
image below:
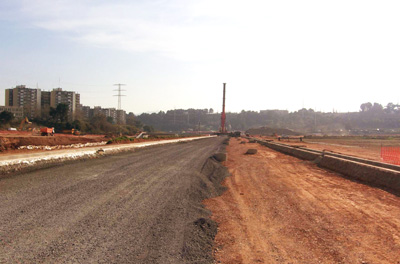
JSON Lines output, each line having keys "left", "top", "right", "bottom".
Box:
{"left": 0, "top": 137, "right": 225, "bottom": 264}
{"left": 204, "top": 138, "right": 400, "bottom": 263}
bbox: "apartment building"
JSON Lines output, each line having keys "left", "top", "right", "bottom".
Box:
{"left": 116, "top": 109, "right": 126, "bottom": 124}
{"left": 89, "top": 106, "right": 125, "bottom": 124}
{"left": 0, "top": 106, "right": 24, "bottom": 119}
{"left": 50, "top": 88, "right": 80, "bottom": 120}
{"left": 5, "top": 85, "right": 41, "bottom": 119}
{"left": 81, "top": 105, "right": 91, "bottom": 120}
{"left": 41, "top": 91, "right": 51, "bottom": 107}
{"left": 3, "top": 86, "right": 128, "bottom": 124}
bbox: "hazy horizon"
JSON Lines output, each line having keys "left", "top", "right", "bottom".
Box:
{"left": 1, "top": 1, "right": 399, "bottom": 114}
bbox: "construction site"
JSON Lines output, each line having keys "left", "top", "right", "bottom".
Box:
{"left": 0, "top": 84, "right": 400, "bottom": 264}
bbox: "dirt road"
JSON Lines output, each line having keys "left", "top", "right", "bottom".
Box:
{"left": 0, "top": 137, "right": 226, "bottom": 264}
{"left": 204, "top": 138, "right": 400, "bottom": 263}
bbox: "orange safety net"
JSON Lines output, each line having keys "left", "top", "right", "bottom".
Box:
{"left": 381, "top": 146, "right": 400, "bottom": 165}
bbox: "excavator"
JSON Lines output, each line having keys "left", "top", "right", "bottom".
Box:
{"left": 18, "top": 117, "right": 32, "bottom": 131}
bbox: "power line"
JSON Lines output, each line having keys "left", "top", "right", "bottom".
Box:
{"left": 113, "top": 84, "right": 126, "bottom": 110}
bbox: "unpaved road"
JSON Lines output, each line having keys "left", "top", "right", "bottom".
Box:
{"left": 0, "top": 137, "right": 226, "bottom": 264}
{"left": 204, "top": 138, "right": 400, "bottom": 264}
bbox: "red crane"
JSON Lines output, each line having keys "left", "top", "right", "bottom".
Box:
{"left": 220, "top": 83, "right": 227, "bottom": 133}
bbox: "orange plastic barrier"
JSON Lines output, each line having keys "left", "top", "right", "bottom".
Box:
{"left": 381, "top": 146, "right": 400, "bottom": 165}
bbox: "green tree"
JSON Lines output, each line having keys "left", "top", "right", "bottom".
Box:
{"left": 143, "top": 125, "right": 154, "bottom": 132}
{"left": 0, "top": 111, "right": 14, "bottom": 124}
{"left": 89, "top": 114, "right": 115, "bottom": 134}
{"left": 106, "top": 116, "right": 114, "bottom": 124}
{"left": 50, "top": 103, "right": 69, "bottom": 122}
{"left": 360, "top": 102, "right": 372, "bottom": 112}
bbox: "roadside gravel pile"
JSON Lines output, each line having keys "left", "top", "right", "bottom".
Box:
{"left": 17, "top": 141, "right": 107, "bottom": 150}
{"left": 182, "top": 156, "right": 229, "bottom": 263}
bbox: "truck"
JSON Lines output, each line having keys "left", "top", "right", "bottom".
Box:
{"left": 40, "top": 127, "right": 54, "bottom": 136}
{"left": 61, "top": 129, "right": 80, "bottom": 135}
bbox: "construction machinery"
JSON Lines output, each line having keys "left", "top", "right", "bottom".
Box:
{"left": 18, "top": 117, "right": 32, "bottom": 131}
{"left": 135, "top": 132, "right": 148, "bottom": 139}
{"left": 40, "top": 127, "right": 54, "bottom": 136}
{"left": 61, "top": 129, "right": 81, "bottom": 135}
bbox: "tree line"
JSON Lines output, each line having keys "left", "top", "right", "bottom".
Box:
{"left": 135, "top": 102, "right": 400, "bottom": 134}
{"left": 2, "top": 102, "right": 400, "bottom": 135}
{"left": 0, "top": 103, "right": 147, "bottom": 135}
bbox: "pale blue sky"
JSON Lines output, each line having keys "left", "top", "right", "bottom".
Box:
{"left": 1, "top": 0, "right": 400, "bottom": 114}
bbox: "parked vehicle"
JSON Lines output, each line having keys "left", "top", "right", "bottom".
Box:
{"left": 40, "top": 127, "right": 54, "bottom": 136}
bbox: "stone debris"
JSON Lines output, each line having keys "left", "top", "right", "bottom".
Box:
{"left": 18, "top": 141, "right": 108, "bottom": 151}
{"left": 245, "top": 149, "right": 257, "bottom": 155}
{"left": 213, "top": 153, "right": 227, "bottom": 162}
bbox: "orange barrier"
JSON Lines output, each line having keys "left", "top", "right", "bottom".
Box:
{"left": 381, "top": 146, "right": 400, "bottom": 165}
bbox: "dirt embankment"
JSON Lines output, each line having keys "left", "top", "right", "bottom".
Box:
{"left": 0, "top": 135, "right": 105, "bottom": 151}
{"left": 0, "top": 131, "right": 203, "bottom": 154}
{"left": 204, "top": 138, "right": 400, "bottom": 263}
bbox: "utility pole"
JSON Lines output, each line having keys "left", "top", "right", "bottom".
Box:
{"left": 314, "top": 108, "right": 317, "bottom": 132}
{"left": 113, "top": 84, "right": 126, "bottom": 110}
{"left": 220, "top": 83, "right": 227, "bottom": 133}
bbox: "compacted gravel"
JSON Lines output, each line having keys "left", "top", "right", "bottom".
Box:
{"left": 0, "top": 137, "right": 228, "bottom": 264}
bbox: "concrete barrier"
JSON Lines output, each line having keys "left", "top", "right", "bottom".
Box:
{"left": 255, "top": 138, "right": 400, "bottom": 172}
{"left": 321, "top": 151, "right": 400, "bottom": 172}
{"left": 253, "top": 138, "right": 400, "bottom": 193}
{"left": 255, "top": 139, "right": 320, "bottom": 161}
{"left": 319, "top": 156, "right": 400, "bottom": 190}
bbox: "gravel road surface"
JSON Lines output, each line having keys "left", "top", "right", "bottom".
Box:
{"left": 0, "top": 137, "right": 227, "bottom": 264}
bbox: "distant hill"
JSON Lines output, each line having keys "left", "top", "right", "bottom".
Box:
{"left": 246, "top": 126, "right": 302, "bottom": 136}
{"left": 135, "top": 103, "right": 400, "bottom": 134}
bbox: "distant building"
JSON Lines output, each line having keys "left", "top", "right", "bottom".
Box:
{"left": 75, "top": 93, "right": 80, "bottom": 111}
{"left": 259, "top": 109, "right": 289, "bottom": 115}
{"left": 0, "top": 106, "right": 24, "bottom": 119}
{"left": 116, "top": 109, "right": 126, "bottom": 124}
{"left": 87, "top": 106, "right": 125, "bottom": 124}
{"left": 5, "top": 89, "right": 13, "bottom": 106}
{"left": 81, "top": 105, "right": 92, "bottom": 120}
{"left": 92, "top": 106, "right": 102, "bottom": 117}
{"left": 100, "top": 108, "right": 117, "bottom": 122}
{"left": 50, "top": 88, "right": 80, "bottom": 120}
{"left": 5, "top": 85, "right": 41, "bottom": 119}
{"left": 41, "top": 91, "right": 51, "bottom": 107}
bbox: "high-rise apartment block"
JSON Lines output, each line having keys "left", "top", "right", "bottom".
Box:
{"left": 41, "top": 91, "right": 51, "bottom": 107}
{"left": 5, "top": 85, "right": 41, "bottom": 119}
{"left": 4, "top": 85, "right": 80, "bottom": 120}
{"left": 50, "top": 88, "right": 80, "bottom": 120}
{"left": 3, "top": 85, "right": 127, "bottom": 124}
